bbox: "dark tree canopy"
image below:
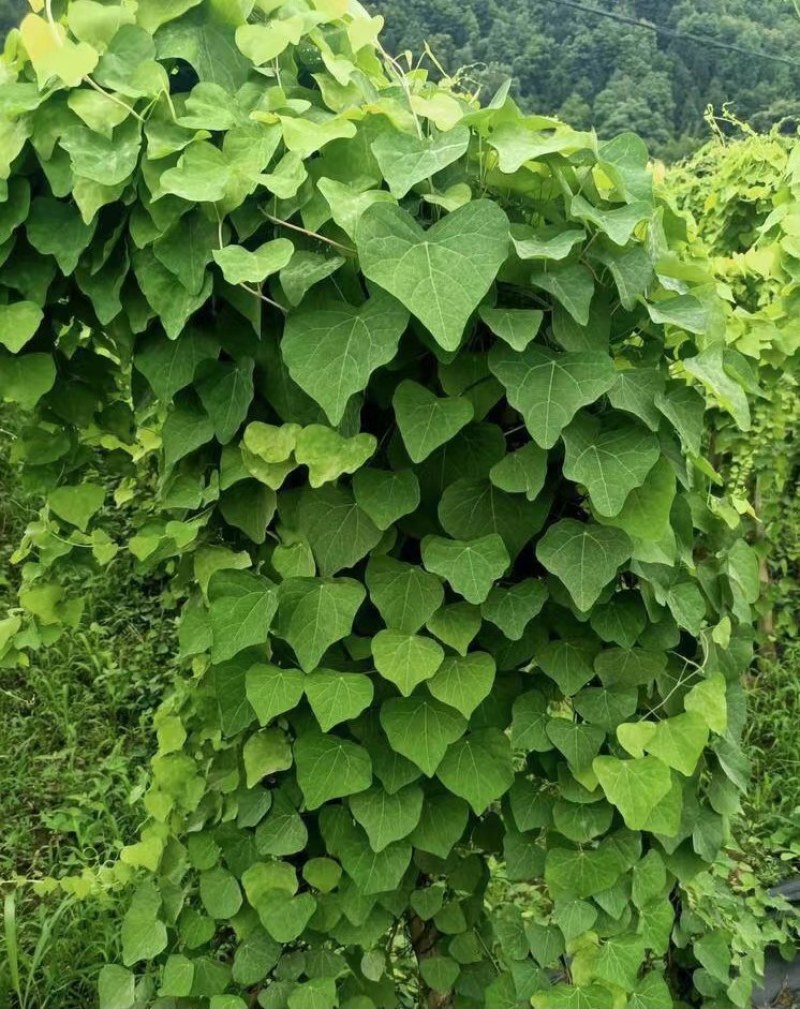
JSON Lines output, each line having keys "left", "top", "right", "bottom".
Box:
{"left": 368, "top": 0, "right": 800, "bottom": 158}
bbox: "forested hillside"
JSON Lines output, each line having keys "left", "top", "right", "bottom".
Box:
{"left": 0, "top": 0, "right": 18, "bottom": 33}
{"left": 370, "top": 0, "right": 800, "bottom": 158}
{"left": 1, "top": 0, "right": 798, "bottom": 156}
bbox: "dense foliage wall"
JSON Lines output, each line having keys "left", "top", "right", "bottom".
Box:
{"left": 669, "top": 124, "right": 800, "bottom": 644}
{"left": 0, "top": 1, "right": 765, "bottom": 1008}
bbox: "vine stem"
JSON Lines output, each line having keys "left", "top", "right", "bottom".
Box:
{"left": 262, "top": 211, "right": 355, "bottom": 255}
{"left": 409, "top": 913, "right": 454, "bottom": 1008}
{"left": 377, "top": 42, "right": 423, "bottom": 139}
{"left": 241, "top": 283, "right": 286, "bottom": 314}
{"left": 83, "top": 76, "right": 145, "bottom": 124}
{"left": 44, "top": 0, "right": 57, "bottom": 36}
{"left": 42, "top": 0, "right": 145, "bottom": 123}
{"left": 641, "top": 659, "right": 704, "bottom": 720}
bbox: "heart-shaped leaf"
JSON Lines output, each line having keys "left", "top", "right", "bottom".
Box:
{"left": 479, "top": 306, "right": 543, "bottom": 351}
{"left": 352, "top": 469, "right": 420, "bottom": 531}
{"left": 643, "top": 712, "right": 709, "bottom": 776}
{"left": 371, "top": 124, "right": 471, "bottom": 198}
{"left": 684, "top": 673, "right": 727, "bottom": 735}
{"left": 372, "top": 630, "right": 445, "bottom": 696}
{"left": 213, "top": 238, "right": 294, "bottom": 285}
{"left": 544, "top": 843, "right": 625, "bottom": 900}
{"left": 366, "top": 556, "right": 444, "bottom": 633}
{"left": 562, "top": 413, "right": 660, "bottom": 517}
{"left": 294, "top": 425, "right": 376, "bottom": 488}
{"left": 0, "top": 302, "right": 43, "bottom": 354}
{"left": 489, "top": 443, "right": 548, "bottom": 501}
{"left": 208, "top": 570, "right": 278, "bottom": 663}
{"left": 426, "top": 603, "right": 482, "bottom": 656}
{"left": 489, "top": 344, "right": 616, "bottom": 449}
{"left": 294, "top": 732, "right": 372, "bottom": 810}
{"left": 427, "top": 652, "right": 496, "bottom": 718}
{"left": 531, "top": 263, "right": 595, "bottom": 326}
{"left": 481, "top": 579, "right": 548, "bottom": 640}
{"left": 246, "top": 663, "right": 305, "bottom": 726}
{"left": 380, "top": 695, "right": 467, "bottom": 777}
{"left": 276, "top": 577, "right": 365, "bottom": 672}
{"left": 536, "top": 520, "right": 632, "bottom": 612}
{"left": 356, "top": 201, "right": 510, "bottom": 351}
{"left": 545, "top": 719, "right": 606, "bottom": 771}
{"left": 48, "top": 483, "right": 105, "bottom": 532}
{"left": 436, "top": 728, "right": 514, "bottom": 814}
{"left": 305, "top": 670, "right": 374, "bottom": 731}
{"left": 422, "top": 534, "right": 510, "bottom": 604}
{"left": 393, "top": 380, "right": 474, "bottom": 463}
{"left": 348, "top": 783, "right": 424, "bottom": 852}
{"left": 593, "top": 755, "right": 673, "bottom": 830}
{"left": 282, "top": 292, "right": 409, "bottom": 425}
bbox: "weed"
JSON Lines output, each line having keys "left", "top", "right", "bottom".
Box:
{"left": 742, "top": 645, "right": 800, "bottom": 883}
{"left": 0, "top": 420, "right": 175, "bottom": 1008}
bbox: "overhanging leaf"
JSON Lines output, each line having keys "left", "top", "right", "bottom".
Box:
{"left": 489, "top": 345, "right": 616, "bottom": 449}
{"left": 393, "top": 380, "right": 474, "bottom": 464}
{"left": 421, "top": 534, "right": 510, "bottom": 605}
{"left": 593, "top": 755, "right": 673, "bottom": 829}
{"left": 356, "top": 200, "right": 510, "bottom": 351}
{"left": 282, "top": 292, "right": 409, "bottom": 425}
{"left": 275, "top": 577, "right": 365, "bottom": 672}
{"left": 537, "top": 520, "right": 632, "bottom": 612}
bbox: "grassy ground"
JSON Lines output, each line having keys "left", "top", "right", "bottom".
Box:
{"left": 0, "top": 443, "right": 175, "bottom": 1008}
{"left": 742, "top": 648, "right": 800, "bottom": 885}
{"left": 0, "top": 585, "right": 172, "bottom": 881}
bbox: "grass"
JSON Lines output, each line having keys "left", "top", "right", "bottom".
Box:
{"left": 741, "top": 646, "right": 800, "bottom": 884}
{"left": 0, "top": 436, "right": 175, "bottom": 1008}
{"left": 0, "top": 589, "right": 173, "bottom": 881}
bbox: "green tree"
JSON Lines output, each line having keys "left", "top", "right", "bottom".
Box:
{"left": 0, "top": 0, "right": 24, "bottom": 32}
{"left": 370, "top": 0, "right": 800, "bottom": 157}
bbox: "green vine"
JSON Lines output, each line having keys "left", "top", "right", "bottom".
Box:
{"left": 0, "top": 3, "right": 760, "bottom": 1008}
{"left": 669, "top": 112, "right": 800, "bottom": 644}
